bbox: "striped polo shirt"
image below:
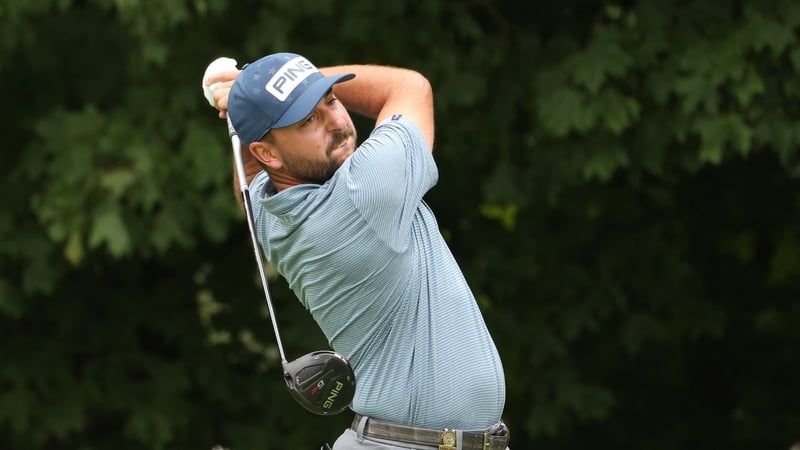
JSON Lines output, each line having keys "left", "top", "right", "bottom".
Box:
{"left": 250, "top": 116, "right": 505, "bottom": 429}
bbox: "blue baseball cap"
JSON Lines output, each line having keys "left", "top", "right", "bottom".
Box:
{"left": 228, "top": 53, "right": 355, "bottom": 146}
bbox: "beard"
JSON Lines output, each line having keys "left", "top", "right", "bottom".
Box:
{"left": 281, "top": 128, "right": 356, "bottom": 184}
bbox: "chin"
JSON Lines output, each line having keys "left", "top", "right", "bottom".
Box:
{"left": 336, "top": 150, "right": 353, "bottom": 166}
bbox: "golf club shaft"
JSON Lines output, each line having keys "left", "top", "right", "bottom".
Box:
{"left": 228, "top": 117, "right": 288, "bottom": 363}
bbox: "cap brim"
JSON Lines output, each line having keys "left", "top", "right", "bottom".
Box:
{"left": 271, "top": 73, "right": 355, "bottom": 131}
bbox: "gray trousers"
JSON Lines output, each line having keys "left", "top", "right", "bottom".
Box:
{"left": 331, "top": 428, "right": 511, "bottom": 450}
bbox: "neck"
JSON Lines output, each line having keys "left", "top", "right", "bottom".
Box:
{"left": 265, "top": 170, "right": 301, "bottom": 192}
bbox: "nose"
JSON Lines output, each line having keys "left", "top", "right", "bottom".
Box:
{"left": 323, "top": 105, "right": 347, "bottom": 131}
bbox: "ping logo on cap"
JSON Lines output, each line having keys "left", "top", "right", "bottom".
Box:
{"left": 265, "top": 56, "right": 319, "bottom": 101}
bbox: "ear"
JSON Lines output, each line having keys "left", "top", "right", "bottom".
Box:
{"left": 249, "top": 141, "right": 283, "bottom": 170}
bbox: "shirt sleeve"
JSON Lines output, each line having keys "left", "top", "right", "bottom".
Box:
{"left": 343, "top": 116, "right": 438, "bottom": 251}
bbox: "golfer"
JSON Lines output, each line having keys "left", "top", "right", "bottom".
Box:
{"left": 206, "top": 52, "right": 510, "bottom": 450}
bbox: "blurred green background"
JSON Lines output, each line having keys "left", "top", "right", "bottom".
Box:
{"left": 2, "top": 0, "right": 800, "bottom": 448}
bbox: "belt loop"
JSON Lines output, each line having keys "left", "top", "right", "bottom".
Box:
{"left": 356, "top": 415, "right": 368, "bottom": 443}
{"left": 456, "top": 430, "right": 463, "bottom": 450}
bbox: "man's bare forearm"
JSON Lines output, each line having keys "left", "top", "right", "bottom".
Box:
{"left": 322, "top": 65, "right": 434, "bottom": 149}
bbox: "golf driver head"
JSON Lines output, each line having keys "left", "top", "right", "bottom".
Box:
{"left": 282, "top": 350, "right": 356, "bottom": 415}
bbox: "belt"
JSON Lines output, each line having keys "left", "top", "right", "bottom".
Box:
{"left": 351, "top": 414, "right": 510, "bottom": 450}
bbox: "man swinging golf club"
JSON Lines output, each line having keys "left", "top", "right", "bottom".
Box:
{"left": 204, "top": 52, "right": 510, "bottom": 449}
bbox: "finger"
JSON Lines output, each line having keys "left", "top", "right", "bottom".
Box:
{"left": 205, "top": 69, "right": 241, "bottom": 85}
{"left": 214, "top": 86, "right": 230, "bottom": 111}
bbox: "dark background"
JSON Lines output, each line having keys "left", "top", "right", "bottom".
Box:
{"left": 1, "top": 0, "right": 799, "bottom": 448}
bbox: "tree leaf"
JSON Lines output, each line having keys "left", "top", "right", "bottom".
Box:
{"left": 88, "top": 207, "right": 131, "bottom": 257}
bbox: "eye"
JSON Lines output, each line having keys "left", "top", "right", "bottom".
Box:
{"left": 301, "top": 112, "right": 317, "bottom": 126}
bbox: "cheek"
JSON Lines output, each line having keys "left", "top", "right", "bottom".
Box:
{"left": 294, "top": 131, "right": 329, "bottom": 155}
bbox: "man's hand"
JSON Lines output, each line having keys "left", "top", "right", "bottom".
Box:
{"left": 204, "top": 70, "right": 240, "bottom": 118}
{"left": 202, "top": 57, "right": 241, "bottom": 118}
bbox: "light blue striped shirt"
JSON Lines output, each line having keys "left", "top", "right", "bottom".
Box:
{"left": 250, "top": 116, "right": 505, "bottom": 429}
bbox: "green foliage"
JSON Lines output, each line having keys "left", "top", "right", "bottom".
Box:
{"left": 2, "top": 0, "right": 800, "bottom": 449}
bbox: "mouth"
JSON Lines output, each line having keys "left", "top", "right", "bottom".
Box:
{"left": 328, "top": 132, "right": 354, "bottom": 155}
